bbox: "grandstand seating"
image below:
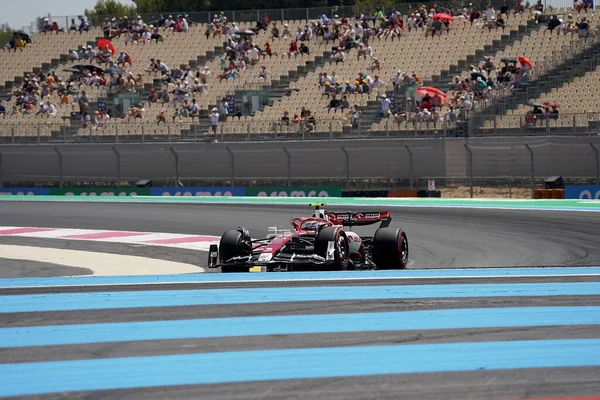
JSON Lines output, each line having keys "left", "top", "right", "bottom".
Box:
{"left": 1, "top": 6, "right": 598, "bottom": 141}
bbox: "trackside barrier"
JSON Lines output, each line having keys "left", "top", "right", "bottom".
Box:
{"left": 533, "top": 189, "right": 565, "bottom": 199}
{"left": 0, "top": 187, "right": 443, "bottom": 198}
{"left": 564, "top": 185, "right": 600, "bottom": 200}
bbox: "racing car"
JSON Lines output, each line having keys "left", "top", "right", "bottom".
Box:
{"left": 208, "top": 203, "right": 408, "bottom": 272}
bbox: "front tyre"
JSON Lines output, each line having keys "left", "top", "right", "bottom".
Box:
{"left": 219, "top": 229, "right": 251, "bottom": 265}
{"left": 315, "top": 226, "right": 349, "bottom": 270}
{"left": 372, "top": 227, "right": 408, "bottom": 269}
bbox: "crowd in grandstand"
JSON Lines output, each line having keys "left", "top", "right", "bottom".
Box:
{"left": 0, "top": 0, "right": 597, "bottom": 136}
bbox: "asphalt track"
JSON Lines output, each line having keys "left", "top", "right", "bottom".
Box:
{"left": 0, "top": 201, "right": 600, "bottom": 399}
{"left": 1, "top": 201, "right": 600, "bottom": 268}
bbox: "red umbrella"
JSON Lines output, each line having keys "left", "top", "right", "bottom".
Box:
{"left": 543, "top": 100, "right": 560, "bottom": 108}
{"left": 417, "top": 86, "right": 448, "bottom": 103}
{"left": 97, "top": 39, "right": 115, "bottom": 55}
{"left": 518, "top": 56, "right": 532, "bottom": 68}
{"left": 432, "top": 13, "right": 454, "bottom": 21}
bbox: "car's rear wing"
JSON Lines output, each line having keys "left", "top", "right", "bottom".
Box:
{"left": 326, "top": 211, "right": 391, "bottom": 228}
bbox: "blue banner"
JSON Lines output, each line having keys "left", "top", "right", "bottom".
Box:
{"left": 0, "top": 188, "right": 50, "bottom": 196}
{"left": 565, "top": 185, "right": 600, "bottom": 200}
{"left": 149, "top": 187, "right": 245, "bottom": 197}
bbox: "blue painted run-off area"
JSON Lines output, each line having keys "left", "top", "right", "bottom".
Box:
{"left": 1, "top": 306, "right": 598, "bottom": 348}
{"left": 2, "top": 282, "right": 600, "bottom": 313}
{"left": 2, "top": 267, "right": 600, "bottom": 288}
{"left": 0, "top": 339, "right": 599, "bottom": 396}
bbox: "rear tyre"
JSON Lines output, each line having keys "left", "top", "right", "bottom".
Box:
{"left": 219, "top": 229, "right": 251, "bottom": 265}
{"left": 372, "top": 227, "right": 408, "bottom": 269}
{"left": 315, "top": 226, "right": 349, "bottom": 270}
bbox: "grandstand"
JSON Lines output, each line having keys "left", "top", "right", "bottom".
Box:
{"left": 1, "top": 2, "right": 600, "bottom": 143}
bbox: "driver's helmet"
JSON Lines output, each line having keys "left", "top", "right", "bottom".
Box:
{"left": 312, "top": 209, "right": 328, "bottom": 220}
{"left": 302, "top": 220, "right": 326, "bottom": 231}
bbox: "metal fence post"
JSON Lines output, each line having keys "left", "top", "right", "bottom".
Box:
{"left": 116, "top": 125, "right": 119, "bottom": 143}
{"left": 246, "top": 124, "right": 250, "bottom": 142}
{"left": 283, "top": 147, "right": 291, "bottom": 187}
{"left": 341, "top": 146, "right": 350, "bottom": 187}
{"left": 464, "top": 144, "right": 473, "bottom": 198}
{"left": 11, "top": 126, "right": 15, "bottom": 144}
{"left": 112, "top": 147, "right": 121, "bottom": 187}
{"left": 525, "top": 144, "right": 534, "bottom": 199}
{"left": 385, "top": 118, "right": 389, "bottom": 138}
{"left": 591, "top": 143, "right": 600, "bottom": 184}
{"left": 89, "top": 126, "right": 93, "bottom": 144}
{"left": 329, "top": 121, "right": 333, "bottom": 140}
{"left": 166, "top": 125, "right": 170, "bottom": 142}
{"left": 220, "top": 124, "right": 224, "bottom": 142}
{"left": 54, "top": 146, "right": 64, "bottom": 188}
{"left": 0, "top": 152, "right": 3, "bottom": 188}
{"left": 141, "top": 125, "right": 145, "bottom": 143}
{"left": 404, "top": 145, "right": 413, "bottom": 190}
{"left": 169, "top": 147, "right": 180, "bottom": 186}
{"left": 37, "top": 126, "right": 41, "bottom": 144}
{"left": 226, "top": 146, "right": 235, "bottom": 187}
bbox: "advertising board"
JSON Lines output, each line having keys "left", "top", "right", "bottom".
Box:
{"left": 0, "top": 188, "right": 50, "bottom": 196}
{"left": 49, "top": 188, "right": 150, "bottom": 196}
{"left": 245, "top": 187, "right": 342, "bottom": 197}
{"left": 564, "top": 185, "right": 600, "bottom": 199}
{"left": 149, "top": 187, "right": 245, "bottom": 196}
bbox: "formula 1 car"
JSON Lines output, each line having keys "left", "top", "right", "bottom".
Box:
{"left": 208, "top": 203, "right": 408, "bottom": 272}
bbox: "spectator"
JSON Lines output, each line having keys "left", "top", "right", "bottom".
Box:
{"left": 340, "top": 95, "right": 350, "bottom": 111}
{"left": 333, "top": 48, "right": 346, "bottom": 64}
{"left": 350, "top": 105, "right": 362, "bottom": 128}
{"left": 209, "top": 107, "right": 219, "bottom": 140}
{"left": 299, "top": 42, "right": 309, "bottom": 56}
{"left": 218, "top": 98, "right": 229, "bottom": 122}
{"left": 259, "top": 66, "right": 271, "bottom": 80}
{"left": 370, "top": 57, "right": 381, "bottom": 72}
{"left": 578, "top": 17, "right": 589, "bottom": 38}
{"left": 148, "top": 88, "right": 158, "bottom": 104}
{"left": 190, "top": 99, "right": 199, "bottom": 120}
{"left": 531, "top": 0, "right": 543, "bottom": 24}
{"left": 288, "top": 40, "right": 299, "bottom": 56}
{"left": 546, "top": 15, "right": 561, "bottom": 34}
{"left": 158, "top": 59, "right": 169, "bottom": 75}
{"left": 78, "top": 91, "right": 88, "bottom": 114}
{"left": 127, "top": 105, "right": 145, "bottom": 121}
{"left": 78, "top": 16, "right": 89, "bottom": 33}
{"left": 379, "top": 93, "right": 392, "bottom": 117}
{"left": 369, "top": 75, "right": 384, "bottom": 90}
{"left": 68, "top": 18, "right": 77, "bottom": 32}
{"left": 262, "top": 42, "right": 274, "bottom": 58}
{"left": 60, "top": 92, "right": 70, "bottom": 105}
{"left": 326, "top": 95, "right": 342, "bottom": 113}
{"left": 97, "top": 111, "right": 110, "bottom": 129}
{"left": 282, "top": 23, "right": 290, "bottom": 38}
{"left": 102, "top": 18, "right": 111, "bottom": 38}
{"left": 156, "top": 108, "right": 167, "bottom": 124}
{"left": 0, "top": 101, "right": 6, "bottom": 118}
{"left": 271, "top": 22, "right": 280, "bottom": 39}
{"left": 81, "top": 112, "right": 91, "bottom": 128}
{"left": 249, "top": 44, "right": 260, "bottom": 65}
{"left": 68, "top": 48, "right": 79, "bottom": 62}
{"left": 42, "top": 18, "right": 52, "bottom": 33}
{"left": 117, "top": 51, "right": 133, "bottom": 68}
{"left": 280, "top": 111, "right": 290, "bottom": 125}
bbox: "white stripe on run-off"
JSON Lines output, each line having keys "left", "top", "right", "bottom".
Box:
{"left": 0, "top": 227, "right": 221, "bottom": 251}
{"left": 0, "top": 245, "right": 204, "bottom": 276}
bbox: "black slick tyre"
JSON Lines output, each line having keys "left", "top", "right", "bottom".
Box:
{"left": 372, "top": 227, "right": 408, "bottom": 269}
{"left": 315, "top": 226, "right": 349, "bottom": 270}
{"left": 219, "top": 229, "right": 250, "bottom": 265}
